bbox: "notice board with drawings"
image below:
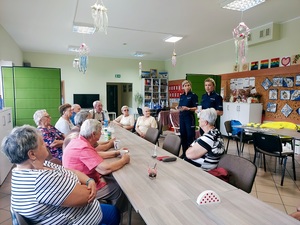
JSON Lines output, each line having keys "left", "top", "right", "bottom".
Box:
{"left": 220, "top": 64, "right": 300, "bottom": 124}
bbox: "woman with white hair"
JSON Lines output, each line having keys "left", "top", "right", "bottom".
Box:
{"left": 113, "top": 105, "right": 135, "bottom": 130}
{"left": 33, "top": 109, "right": 64, "bottom": 161}
{"left": 135, "top": 107, "right": 157, "bottom": 138}
{"left": 185, "top": 108, "right": 225, "bottom": 171}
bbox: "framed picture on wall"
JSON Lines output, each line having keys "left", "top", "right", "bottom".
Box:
{"left": 123, "top": 85, "right": 127, "bottom": 92}
{"left": 261, "top": 78, "right": 272, "bottom": 90}
{"left": 269, "top": 89, "right": 277, "bottom": 100}
{"left": 281, "top": 103, "right": 292, "bottom": 117}
{"left": 295, "top": 75, "right": 300, "bottom": 86}
{"left": 280, "top": 90, "right": 290, "bottom": 100}
{"left": 266, "top": 102, "right": 277, "bottom": 113}
{"left": 273, "top": 77, "right": 283, "bottom": 87}
{"left": 291, "top": 90, "right": 300, "bottom": 101}
{"left": 283, "top": 77, "right": 294, "bottom": 87}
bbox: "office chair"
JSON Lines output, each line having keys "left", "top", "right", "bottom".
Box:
{"left": 144, "top": 127, "right": 160, "bottom": 145}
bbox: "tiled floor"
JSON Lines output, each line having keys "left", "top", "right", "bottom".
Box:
{"left": 1, "top": 133, "right": 300, "bottom": 224}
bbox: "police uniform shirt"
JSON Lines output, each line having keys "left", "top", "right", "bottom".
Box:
{"left": 201, "top": 91, "right": 223, "bottom": 111}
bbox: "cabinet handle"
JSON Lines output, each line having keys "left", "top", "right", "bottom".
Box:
{"left": 8, "top": 113, "right": 11, "bottom": 123}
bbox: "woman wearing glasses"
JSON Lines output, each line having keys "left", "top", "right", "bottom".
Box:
{"left": 33, "top": 109, "right": 65, "bottom": 162}
{"left": 113, "top": 105, "right": 135, "bottom": 131}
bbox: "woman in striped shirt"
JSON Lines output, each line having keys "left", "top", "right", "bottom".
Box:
{"left": 1, "top": 125, "right": 120, "bottom": 225}
{"left": 185, "top": 108, "right": 225, "bottom": 171}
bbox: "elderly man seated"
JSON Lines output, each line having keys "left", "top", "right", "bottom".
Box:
{"left": 89, "top": 101, "right": 110, "bottom": 125}
{"left": 62, "top": 119, "right": 130, "bottom": 212}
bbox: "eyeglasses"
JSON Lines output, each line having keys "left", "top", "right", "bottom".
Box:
{"left": 123, "top": 109, "right": 129, "bottom": 111}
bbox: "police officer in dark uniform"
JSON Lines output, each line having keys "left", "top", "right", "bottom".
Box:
{"left": 200, "top": 78, "right": 223, "bottom": 135}
{"left": 178, "top": 80, "right": 198, "bottom": 158}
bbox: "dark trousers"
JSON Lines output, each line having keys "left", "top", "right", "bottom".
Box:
{"left": 179, "top": 114, "right": 195, "bottom": 157}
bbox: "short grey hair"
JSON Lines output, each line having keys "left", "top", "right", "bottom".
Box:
{"left": 1, "top": 125, "right": 40, "bottom": 164}
{"left": 199, "top": 108, "right": 217, "bottom": 125}
{"left": 33, "top": 109, "right": 46, "bottom": 126}
{"left": 74, "top": 110, "right": 90, "bottom": 126}
{"left": 80, "top": 119, "right": 102, "bottom": 138}
{"left": 93, "top": 100, "right": 101, "bottom": 108}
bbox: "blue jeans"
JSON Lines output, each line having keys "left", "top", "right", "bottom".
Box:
{"left": 99, "top": 204, "right": 120, "bottom": 225}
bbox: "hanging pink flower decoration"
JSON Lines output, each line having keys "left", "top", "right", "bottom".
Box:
{"left": 233, "top": 22, "right": 250, "bottom": 64}
{"left": 172, "top": 49, "right": 177, "bottom": 66}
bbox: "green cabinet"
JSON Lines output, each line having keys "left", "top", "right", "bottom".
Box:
{"left": 2, "top": 66, "right": 61, "bottom": 126}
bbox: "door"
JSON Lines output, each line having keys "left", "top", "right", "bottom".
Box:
{"left": 107, "top": 85, "right": 118, "bottom": 114}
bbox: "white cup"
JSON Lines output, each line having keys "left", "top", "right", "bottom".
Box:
{"left": 114, "top": 140, "right": 120, "bottom": 149}
{"left": 197, "top": 105, "right": 202, "bottom": 111}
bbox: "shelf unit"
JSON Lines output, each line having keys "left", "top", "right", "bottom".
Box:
{"left": 142, "top": 77, "right": 168, "bottom": 109}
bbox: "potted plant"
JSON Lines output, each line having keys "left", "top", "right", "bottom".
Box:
{"left": 134, "top": 92, "right": 143, "bottom": 107}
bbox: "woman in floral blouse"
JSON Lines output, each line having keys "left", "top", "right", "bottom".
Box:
{"left": 33, "top": 109, "right": 65, "bottom": 161}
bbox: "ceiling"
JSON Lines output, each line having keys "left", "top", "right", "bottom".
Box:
{"left": 0, "top": 0, "right": 300, "bottom": 61}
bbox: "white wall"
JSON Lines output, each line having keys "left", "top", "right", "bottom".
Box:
{"left": 23, "top": 52, "right": 165, "bottom": 109}
{"left": 165, "top": 17, "right": 300, "bottom": 79}
{"left": 0, "top": 25, "right": 23, "bottom": 66}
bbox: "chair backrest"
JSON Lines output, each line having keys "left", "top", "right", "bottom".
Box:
{"left": 137, "top": 107, "right": 143, "bottom": 116}
{"left": 162, "top": 133, "right": 181, "bottom": 156}
{"left": 253, "top": 132, "right": 283, "bottom": 155}
{"left": 157, "top": 120, "right": 163, "bottom": 136}
{"left": 144, "top": 127, "right": 160, "bottom": 144}
{"left": 11, "top": 208, "right": 30, "bottom": 225}
{"left": 217, "top": 154, "right": 257, "bottom": 193}
{"left": 224, "top": 120, "right": 233, "bottom": 135}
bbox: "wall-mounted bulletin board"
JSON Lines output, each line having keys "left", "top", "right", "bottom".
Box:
{"left": 220, "top": 64, "right": 300, "bottom": 124}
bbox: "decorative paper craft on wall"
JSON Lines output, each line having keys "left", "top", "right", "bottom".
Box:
{"left": 269, "top": 89, "right": 277, "bottom": 100}
{"left": 273, "top": 77, "right": 283, "bottom": 87}
{"left": 260, "top": 59, "right": 269, "bottom": 69}
{"left": 280, "top": 56, "right": 291, "bottom": 67}
{"left": 297, "top": 108, "right": 300, "bottom": 115}
{"left": 242, "top": 63, "right": 249, "bottom": 71}
{"left": 250, "top": 61, "right": 259, "bottom": 70}
{"left": 283, "top": 77, "right": 294, "bottom": 87}
{"left": 291, "top": 90, "right": 300, "bottom": 101}
{"left": 261, "top": 78, "right": 272, "bottom": 90}
{"left": 270, "top": 57, "right": 280, "bottom": 68}
{"left": 291, "top": 54, "right": 300, "bottom": 65}
{"left": 281, "top": 103, "right": 292, "bottom": 117}
{"left": 267, "top": 102, "right": 277, "bottom": 113}
{"left": 296, "top": 75, "right": 300, "bottom": 86}
{"left": 280, "top": 90, "right": 290, "bottom": 100}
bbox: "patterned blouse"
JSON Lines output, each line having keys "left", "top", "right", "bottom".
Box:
{"left": 38, "top": 126, "right": 64, "bottom": 161}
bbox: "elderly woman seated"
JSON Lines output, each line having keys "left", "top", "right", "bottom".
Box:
{"left": 1, "top": 125, "right": 120, "bottom": 225}
{"left": 112, "top": 105, "right": 135, "bottom": 131}
{"left": 184, "top": 108, "right": 225, "bottom": 171}
{"left": 135, "top": 107, "right": 157, "bottom": 138}
{"left": 33, "top": 109, "right": 64, "bottom": 162}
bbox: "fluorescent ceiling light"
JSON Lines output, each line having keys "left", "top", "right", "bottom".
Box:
{"left": 68, "top": 45, "right": 80, "bottom": 52}
{"left": 164, "top": 36, "right": 183, "bottom": 43}
{"left": 220, "top": 0, "right": 265, "bottom": 11}
{"left": 133, "top": 52, "right": 147, "bottom": 57}
{"left": 73, "top": 23, "right": 96, "bottom": 34}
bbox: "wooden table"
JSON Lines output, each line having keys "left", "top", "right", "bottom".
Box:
{"left": 109, "top": 126, "right": 299, "bottom": 224}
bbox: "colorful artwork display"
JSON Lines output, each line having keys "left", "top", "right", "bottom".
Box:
{"left": 267, "top": 102, "right": 277, "bottom": 113}
{"left": 260, "top": 59, "right": 269, "bottom": 69}
{"left": 270, "top": 57, "right": 280, "bottom": 68}
{"left": 250, "top": 61, "right": 259, "bottom": 70}
{"left": 281, "top": 103, "right": 292, "bottom": 117}
{"left": 283, "top": 77, "right": 294, "bottom": 87}
{"left": 261, "top": 78, "right": 272, "bottom": 90}
{"left": 269, "top": 89, "right": 277, "bottom": 100}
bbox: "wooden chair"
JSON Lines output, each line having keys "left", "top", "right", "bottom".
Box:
{"left": 144, "top": 127, "right": 160, "bottom": 145}
{"left": 162, "top": 133, "right": 181, "bottom": 156}
{"left": 252, "top": 132, "right": 296, "bottom": 186}
{"left": 217, "top": 154, "right": 257, "bottom": 193}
